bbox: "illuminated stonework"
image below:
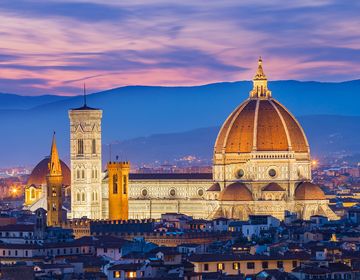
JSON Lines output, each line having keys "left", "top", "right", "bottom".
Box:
{"left": 24, "top": 59, "right": 338, "bottom": 222}
{"left": 123, "top": 59, "right": 337, "bottom": 221}
{"left": 209, "top": 58, "right": 337, "bottom": 220}
{"left": 69, "top": 104, "right": 103, "bottom": 219}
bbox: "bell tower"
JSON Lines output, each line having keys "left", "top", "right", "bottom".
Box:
{"left": 69, "top": 92, "right": 103, "bottom": 219}
{"left": 107, "top": 161, "right": 130, "bottom": 220}
{"left": 46, "top": 133, "right": 63, "bottom": 226}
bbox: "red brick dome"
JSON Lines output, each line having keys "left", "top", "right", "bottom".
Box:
{"left": 219, "top": 183, "right": 253, "bottom": 201}
{"left": 215, "top": 98, "right": 309, "bottom": 154}
{"left": 295, "top": 182, "right": 326, "bottom": 200}
{"left": 27, "top": 157, "right": 71, "bottom": 186}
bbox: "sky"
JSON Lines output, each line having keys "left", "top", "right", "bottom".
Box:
{"left": 0, "top": 0, "right": 359, "bottom": 96}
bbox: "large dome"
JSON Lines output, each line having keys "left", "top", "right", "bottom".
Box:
{"left": 215, "top": 96, "right": 308, "bottom": 154}
{"left": 27, "top": 157, "right": 71, "bottom": 186}
{"left": 214, "top": 58, "right": 309, "bottom": 155}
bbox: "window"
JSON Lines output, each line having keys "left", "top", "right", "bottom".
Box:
{"left": 76, "top": 192, "right": 80, "bottom": 202}
{"left": 204, "top": 263, "right": 209, "bottom": 271}
{"left": 92, "top": 139, "right": 96, "bottom": 154}
{"left": 52, "top": 203, "right": 56, "bottom": 211}
{"left": 217, "top": 263, "right": 225, "bottom": 271}
{"left": 142, "top": 189, "right": 148, "bottom": 197}
{"left": 233, "top": 262, "right": 240, "bottom": 270}
{"left": 247, "top": 262, "right": 255, "bottom": 269}
{"left": 170, "top": 189, "right": 176, "bottom": 197}
{"left": 113, "top": 271, "right": 121, "bottom": 278}
{"left": 95, "top": 192, "right": 98, "bottom": 201}
{"left": 123, "top": 175, "right": 127, "bottom": 194}
{"left": 262, "top": 261, "right": 268, "bottom": 269}
{"left": 77, "top": 170, "right": 80, "bottom": 179}
{"left": 277, "top": 261, "right": 283, "bottom": 269}
{"left": 104, "top": 248, "right": 108, "bottom": 253}
{"left": 82, "top": 170, "right": 85, "bottom": 179}
{"left": 52, "top": 187, "right": 56, "bottom": 197}
{"left": 25, "top": 250, "right": 28, "bottom": 257}
{"left": 268, "top": 168, "right": 277, "bottom": 177}
{"left": 77, "top": 139, "right": 84, "bottom": 155}
{"left": 292, "top": 260, "right": 298, "bottom": 268}
{"left": 82, "top": 192, "right": 86, "bottom": 201}
{"left": 30, "top": 188, "right": 35, "bottom": 199}
{"left": 113, "top": 174, "right": 118, "bottom": 194}
{"left": 237, "top": 169, "right": 245, "bottom": 178}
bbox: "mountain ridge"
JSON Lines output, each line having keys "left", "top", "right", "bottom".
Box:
{"left": 0, "top": 80, "right": 359, "bottom": 167}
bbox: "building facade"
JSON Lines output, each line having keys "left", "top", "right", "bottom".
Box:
{"left": 120, "top": 58, "right": 338, "bottom": 221}
{"left": 69, "top": 103, "right": 103, "bottom": 219}
{"left": 26, "top": 59, "right": 338, "bottom": 222}
{"left": 106, "top": 162, "right": 130, "bottom": 220}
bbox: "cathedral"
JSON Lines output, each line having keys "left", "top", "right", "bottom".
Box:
{"left": 24, "top": 58, "right": 338, "bottom": 221}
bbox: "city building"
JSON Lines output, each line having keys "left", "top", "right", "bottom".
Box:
{"left": 23, "top": 59, "right": 338, "bottom": 222}
{"left": 68, "top": 99, "right": 103, "bottom": 220}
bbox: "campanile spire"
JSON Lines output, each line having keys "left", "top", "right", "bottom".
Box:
{"left": 49, "top": 132, "right": 62, "bottom": 177}
{"left": 46, "top": 132, "right": 63, "bottom": 226}
{"left": 249, "top": 57, "right": 272, "bottom": 99}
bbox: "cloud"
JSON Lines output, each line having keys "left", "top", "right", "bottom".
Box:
{"left": 0, "top": 47, "right": 246, "bottom": 73}
{"left": 0, "top": 78, "right": 50, "bottom": 94}
{"left": 0, "top": 0, "right": 129, "bottom": 22}
{"left": 0, "top": 1, "right": 359, "bottom": 95}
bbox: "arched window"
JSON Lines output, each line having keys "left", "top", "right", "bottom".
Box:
{"left": 82, "top": 170, "right": 85, "bottom": 179}
{"left": 30, "top": 188, "right": 35, "bottom": 199}
{"left": 92, "top": 192, "right": 95, "bottom": 201}
{"left": 77, "top": 170, "right": 80, "bottom": 179}
{"left": 123, "top": 175, "right": 127, "bottom": 194}
{"left": 95, "top": 192, "right": 98, "bottom": 201}
{"left": 77, "top": 139, "right": 84, "bottom": 155}
{"left": 113, "top": 174, "right": 118, "bottom": 194}
{"left": 82, "top": 192, "right": 86, "bottom": 201}
{"left": 92, "top": 139, "right": 96, "bottom": 154}
{"left": 76, "top": 192, "right": 80, "bottom": 202}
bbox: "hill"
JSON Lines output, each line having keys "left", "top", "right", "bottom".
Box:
{"left": 0, "top": 80, "right": 359, "bottom": 167}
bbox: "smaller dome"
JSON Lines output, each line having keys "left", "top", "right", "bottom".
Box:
{"left": 207, "top": 183, "right": 221, "bottom": 192}
{"left": 263, "top": 183, "right": 284, "bottom": 192}
{"left": 219, "top": 183, "right": 253, "bottom": 201}
{"left": 27, "top": 157, "right": 71, "bottom": 186}
{"left": 295, "top": 182, "right": 326, "bottom": 200}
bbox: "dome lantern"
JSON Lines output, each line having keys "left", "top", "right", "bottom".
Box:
{"left": 249, "top": 57, "right": 272, "bottom": 99}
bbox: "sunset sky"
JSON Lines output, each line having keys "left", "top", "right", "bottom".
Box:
{"left": 0, "top": 0, "right": 359, "bottom": 96}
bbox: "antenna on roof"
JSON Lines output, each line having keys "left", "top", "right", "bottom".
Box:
{"left": 83, "top": 83, "right": 87, "bottom": 107}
